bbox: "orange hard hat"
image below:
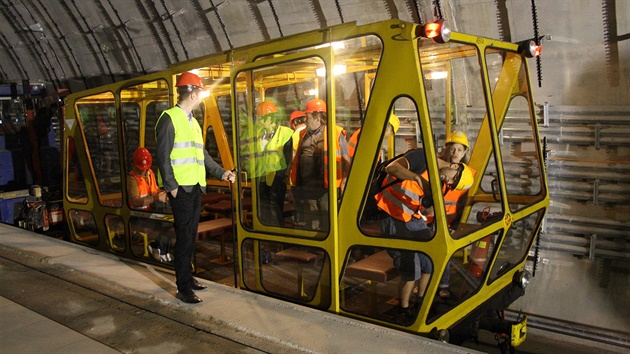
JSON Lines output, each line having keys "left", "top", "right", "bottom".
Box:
{"left": 176, "top": 72, "right": 204, "bottom": 88}
{"left": 133, "top": 147, "right": 152, "bottom": 171}
{"left": 257, "top": 101, "right": 278, "bottom": 117}
{"left": 305, "top": 99, "right": 327, "bottom": 113}
{"left": 290, "top": 110, "right": 306, "bottom": 124}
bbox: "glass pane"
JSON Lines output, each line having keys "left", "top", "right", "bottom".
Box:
{"left": 420, "top": 41, "right": 488, "bottom": 239}
{"left": 488, "top": 210, "right": 543, "bottom": 282}
{"left": 69, "top": 209, "right": 98, "bottom": 246}
{"left": 121, "top": 80, "right": 171, "bottom": 213}
{"left": 122, "top": 102, "right": 141, "bottom": 173}
{"left": 359, "top": 97, "right": 436, "bottom": 241}
{"left": 144, "top": 101, "right": 170, "bottom": 156}
{"left": 129, "top": 216, "right": 175, "bottom": 261}
{"left": 241, "top": 239, "right": 330, "bottom": 307}
{"left": 263, "top": 241, "right": 327, "bottom": 302}
{"left": 486, "top": 50, "right": 545, "bottom": 214}
{"left": 455, "top": 151, "right": 504, "bottom": 238}
{"left": 105, "top": 214, "right": 125, "bottom": 252}
{"left": 236, "top": 56, "right": 331, "bottom": 232}
{"left": 427, "top": 229, "right": 503, "bottom": 324}
{"left": 66, "top": 137, "right": 88, "bottom": 203}
{"left": 205, "top": 95, "right": 232, "bottom": 165}
{"left": 75, "top": 92, "right": 122, "bottom": 207}
{"left": 333, "top": 35, "right": 383, "bottom": 173}
{"left": 341, "top": 245, "right": 432, "bottom": 326}
{"left": 241, "top": 239, "right": 256, "bottom": 290}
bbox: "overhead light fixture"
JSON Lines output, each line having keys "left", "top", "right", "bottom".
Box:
{"left": 427, "top": 71, "right": 448, "bottom": 80}
{"left": 316, "top": 65, "right": 346, "bottom": 77}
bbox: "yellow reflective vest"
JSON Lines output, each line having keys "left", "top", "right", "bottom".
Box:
{"left": 158, "top": 107, "right": 206, "bottom": 187}
{"left": 241, "top": 124, "right": 293, "bottom": 179}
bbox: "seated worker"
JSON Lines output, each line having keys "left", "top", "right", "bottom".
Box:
{"left": 127, "top": 147, "right": 170, "bottom": 262}
{"left": 348, "top": 113, "right": 400, "bottom": 161}
{"left": 374, "top": 147, "right": 466, "bottom": 324}
{"left": 241, "top": 100, "right": 293, "bottom": 226}
{"left": 289, "top": 99, "right": 350, "bottom": 230}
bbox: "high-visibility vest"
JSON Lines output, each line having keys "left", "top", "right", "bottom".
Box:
{"left": 128, "top": 169, "right": 158, "bottom": 210}
{"left": 443, "top": 164, "right": 477, "bottom": 224}
{"left": 375, "top": 174, "right": 426, "bottom": 222}
{"left": 292, "top": 126, "right": 306, "bottom": 154}
{"left": 241, "top": 125, "right": 293, "bottom": 178}
{"left": 347, "top": 129, "right": 360, "bottom": 158}
{"left": 290, "top": 125, "right": 345, "bottom": 188}
{"left": 156, "top": 107, "right": 206, "bottom": 187}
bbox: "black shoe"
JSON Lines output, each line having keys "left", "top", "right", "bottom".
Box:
{"left": 176, "top": 291, "right": 202, "bottom": 304}
{"left": 396, "top": 306, "right": 416, "bottom": 325}
{"left": 192, "top": 279, "right": 207, "bottom": 290}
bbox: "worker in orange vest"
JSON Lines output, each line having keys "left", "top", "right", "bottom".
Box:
{"left": 289, "top": 99, "right": 350, "bottom": 230}
{"left": 375, "top": 145, "right": 470, "bottom": 324}
{"left": 127, "top": 147, "right": 169, "bottom": 261}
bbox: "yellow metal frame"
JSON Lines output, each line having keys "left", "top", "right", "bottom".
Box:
{"left": 63, "top": 18, "right": 549, "bottom": 340}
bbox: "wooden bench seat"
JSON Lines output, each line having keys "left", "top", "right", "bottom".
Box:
{"left": 196, "top": 218, "right": 235, "bottom": 265}
{"left": 196, "top": 218, "right": 233, "bottom": 240}
{"left": 343, "top": 250, "right": 399, "bottom": 314}
{"left": 275, "top": 248, "right": 323, "bottom": 298}
{"left": 205, "top": 198, "right": 252, "bottom": 217}
{"left": 345, "top": 250, "right": 398, "bottom": 283}
{"left": 201, "top": 192, "right": 231, "bottom": 206}
{"left": 275, "top": 248, "right": 320, "bottom": 263}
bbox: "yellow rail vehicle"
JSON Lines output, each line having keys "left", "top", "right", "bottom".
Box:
{"left": 63, "top": 19, "right": 548, "bottom": 347}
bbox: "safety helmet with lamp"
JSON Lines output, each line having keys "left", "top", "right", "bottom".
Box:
{"left": 305, "top": 99, "right": 327, "bottom": 113}
{"left": 176, "top": 72, "right": 204, "bottom": 90}
{"left": 388, "top": 113, "right": 400, "bottom": 134}
{"left": 133, "top": 147, "right": 152, "bottom": 171}
{"left": 257, "top": 101, "right": 278, "bottom": 118}
{"left": 446, "top": 131, "right": 469, "bottom": 149}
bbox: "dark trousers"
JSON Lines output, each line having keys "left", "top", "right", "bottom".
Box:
{"left": 167, "top": 186, "right": 202, "bottom": 293}
{"left": 258, "top": 175, "right": 287, "bottom": 226}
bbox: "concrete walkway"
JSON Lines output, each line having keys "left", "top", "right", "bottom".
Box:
{"left": 0, "top": 224, "right": 475, "bottom": 354}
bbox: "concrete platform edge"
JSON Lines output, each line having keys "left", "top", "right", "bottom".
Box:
{"left": 0, "top": 225, "right": 479, "bottom": 354}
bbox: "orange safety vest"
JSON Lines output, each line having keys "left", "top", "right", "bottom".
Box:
{"left": 290, "top": 125, "right": 346, "bottom": 188}
{"left": 128, "top": 169, "right": 158, "bottom": 210}
{"left": 418, "top": 164, "right": 477, "bottom": 225}
{"left": 375, "top": 174, "right": 426, "bottom": 223}
{"left": 443, "top": 164, "right": 477, "bottom": 224}
{"left": 347, "top": 129, "right": 360, "bottom": 158}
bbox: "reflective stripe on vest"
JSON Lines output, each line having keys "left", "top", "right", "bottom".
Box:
{"left": 158, "top": 107, "right": 206, "bottom": 187}
{"left": 375, "top": 174, "right": 425, "bottom": 222}
{"left": 128, "top": 169, "right": 158, "bottom": 210}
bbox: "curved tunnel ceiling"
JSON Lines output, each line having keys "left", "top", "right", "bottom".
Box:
{"left": 0, "top": 0, "right": 519, "bottom": 92}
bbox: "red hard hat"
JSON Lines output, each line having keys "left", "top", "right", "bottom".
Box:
{"left": 290, "top": 110, "right": 306, "bottom": 124}
{"left": 257, "top": 101, "right": 278, "bottom": 117}
{"left": 176, "top": 72, "right": 203, "bottom": 88}
{"left": 305, "top": 99, "right": 327, "bottom": 113}
{"left": 133, "top": 147, "right": 152, "bottom": 171}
